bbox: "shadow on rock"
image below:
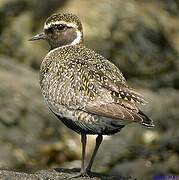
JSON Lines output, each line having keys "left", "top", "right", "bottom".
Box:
{"left": 54, "top": 167, "right": 131, "bottom": 180}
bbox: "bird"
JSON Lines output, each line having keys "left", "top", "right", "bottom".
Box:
{"left": 29, "top": 12, "right": 154, "bottom": 177}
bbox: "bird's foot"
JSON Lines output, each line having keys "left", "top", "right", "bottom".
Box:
{"left": 70, "top": 170, "right": 92, "bottom": 179}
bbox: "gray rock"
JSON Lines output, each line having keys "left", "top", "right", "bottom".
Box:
{"left": 0, "top": 168, "right": 129, "bottom": 180}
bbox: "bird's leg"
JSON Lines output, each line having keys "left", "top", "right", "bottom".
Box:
{"left": 70, "top": 133, "right": 87, "bottom": 178}
{"left": 80, "top": 132, "right": 87, "bottom": 174}
{"left": 86, "top": 135, "right": 103, "bottom": 173}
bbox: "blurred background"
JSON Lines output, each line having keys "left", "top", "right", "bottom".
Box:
{"left": 0, "top": 0, "right": 179, "bottom": 179}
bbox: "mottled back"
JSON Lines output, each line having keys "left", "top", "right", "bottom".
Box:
{"left": 40, "top": 44, "right": 154, "bottom": 128}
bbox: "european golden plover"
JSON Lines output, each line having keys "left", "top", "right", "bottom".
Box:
{"left": 29, "top": 13, "right": 154, "bottom": 177}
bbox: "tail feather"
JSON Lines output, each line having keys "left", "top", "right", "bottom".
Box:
{"left": 138, "top": 110, "right": 154, "bottom": 128}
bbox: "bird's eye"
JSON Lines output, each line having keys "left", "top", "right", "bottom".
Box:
{"left": 56, "top": 24, "right": 66, "bottom": 31}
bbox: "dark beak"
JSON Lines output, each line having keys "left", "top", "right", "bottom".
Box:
{"left": 28, "top": 32, "right": 47, "bottom": 41}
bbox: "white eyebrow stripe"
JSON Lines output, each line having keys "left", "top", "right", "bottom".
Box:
{"left": 70, "top": 30, "right": 82, "bottom": 45}
{"left": 44, "top": 21, "right": 77, "bottom": 29}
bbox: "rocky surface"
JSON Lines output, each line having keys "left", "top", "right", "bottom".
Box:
{"left": 0, "top": 0, "right": 179, "bottom": 179}
{"left": 0, "top": 168, "right": 129, "bottom": 180}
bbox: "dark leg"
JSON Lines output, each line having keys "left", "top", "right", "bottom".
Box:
{"left": 86, "top": 135, "right": 103, "bottom": 173}
{"left": 80, "top": 133, "right": 87, "bottom": 174}
{"left": 70, "top": 133, "right": 87, "bottom": 178}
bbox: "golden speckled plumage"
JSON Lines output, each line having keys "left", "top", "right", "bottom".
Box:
{"left": 30, "top": 12, "right": 154, "bottom": 177}
{"left": 40, "top": 43, "right": 153, "bottom": 135}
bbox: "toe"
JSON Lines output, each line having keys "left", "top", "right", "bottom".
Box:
{"left": 70, "top": 170, "right": 91, "bottom": 178}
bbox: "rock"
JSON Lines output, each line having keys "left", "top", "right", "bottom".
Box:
{"left": 110, "top": 146, "right": 179, "bottom": 179}
{"left": 0, "top": 168, "right": 129, "bottom": 180}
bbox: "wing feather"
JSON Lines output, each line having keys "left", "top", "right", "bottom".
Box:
{"left": 41, "top": 46, "right": 154, "bottom": 127}
{"left": 86, "top": 102, "right": 143, "bottom": 124}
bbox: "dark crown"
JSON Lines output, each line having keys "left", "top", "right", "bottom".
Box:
{"left": 44, "top": 13, "right": 83, "bottom": 33}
